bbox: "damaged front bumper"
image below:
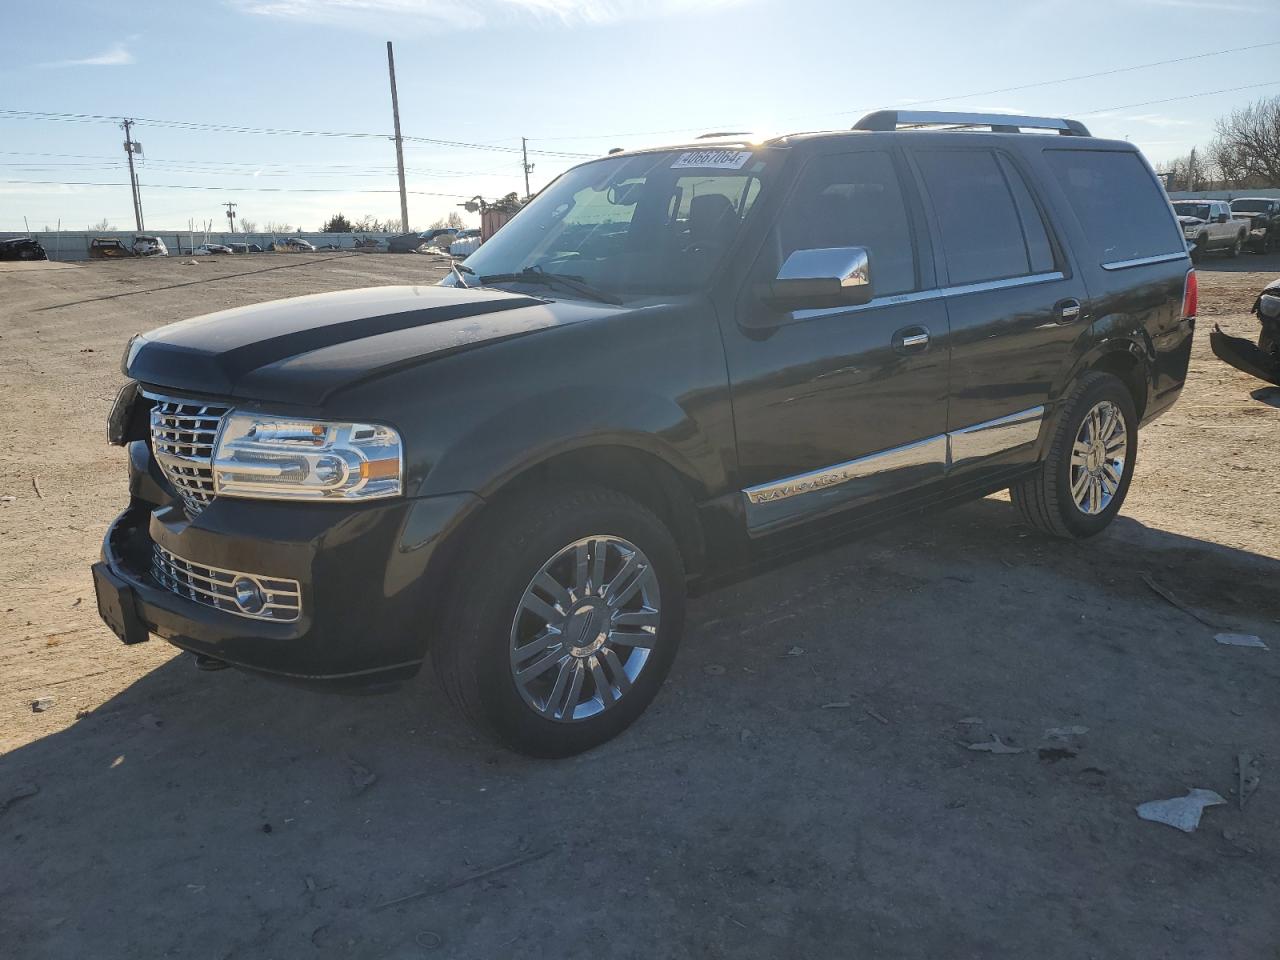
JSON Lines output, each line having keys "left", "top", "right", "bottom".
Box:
{"left": 1210, "top": 325, "right": 1280, "bottom": 387}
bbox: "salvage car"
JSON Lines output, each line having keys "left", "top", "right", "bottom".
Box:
{"left": 268, "top": 237, "right": 316, "bottom": 253}
{"left": 227, "top": 243, "right": 264, "bottom": 254}
{"left": 1228, "top": 197, "right": 1280, "bottom": 253}
{"left": 134, "top": 235, "right": 169, "bottom": 257}
{"left": 89, "top": 237, "right": 135, "bottom": 259}
{"left": 192, "top": 243, "right": 233, "bottom": 256}
{"left": 95, "top": 111, "right": 1195, "bottom": 756}
{"left": 388, "top": 229, "right": 459, "bottom": 254}
{"left": 0, "top": 236, "right": 48, "bottom": 261}
{"left": 1210, "top": 278, "right": 1280, "bottom": 386}
{"left": 1171, "top": 199, "right": 1249, "bottom": 260}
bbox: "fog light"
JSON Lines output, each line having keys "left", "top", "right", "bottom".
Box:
{"left": 232, "top": 577, "right": 267, "bottom": 615}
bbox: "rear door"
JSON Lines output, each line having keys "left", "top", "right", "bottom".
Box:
{"left": 724, "top": 146, "right": 950, "bottom": 532}
{"left": 907, "top": 146, "right": 1090, "bottom": 476}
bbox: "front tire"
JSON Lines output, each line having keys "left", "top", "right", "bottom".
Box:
{"left": 1229, "top": 235, "right": 1243, "bottom": 258}
{"left": 1011, "top": 372, "right": 1138, "bottom": 539}
{"left": 435, "top": 484, "right": 686, "bottom": 757}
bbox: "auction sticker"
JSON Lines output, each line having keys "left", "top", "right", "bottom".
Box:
{"left": 671, "top": 150, "right": 752, "bottom": 170}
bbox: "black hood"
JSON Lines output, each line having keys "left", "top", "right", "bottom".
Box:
{"left": 126, "top": 284, "right": 615, "bottom": 405}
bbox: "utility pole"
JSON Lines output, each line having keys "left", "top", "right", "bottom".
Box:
{"left": 385, "top": 41, "right": 410, "bottom": 233}
{"left": 521, "top": 137, "right": 534, "bottom": 200}
{"left": 121, "top": 119, "right": 145, "bottom": 232}
{"left": 223, "top": 201, "right": 237, "bottom": 233}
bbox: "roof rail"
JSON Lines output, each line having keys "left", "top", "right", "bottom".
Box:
{"left": 853, "top": 110, "right": 1091, "bottom": 137}
{"left": 697, "top": 131, "right": 753, "bottom": 139}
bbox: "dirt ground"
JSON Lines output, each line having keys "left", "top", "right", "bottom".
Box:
{"left": 2, "top": 252, "right": 1278, "bottom": 959}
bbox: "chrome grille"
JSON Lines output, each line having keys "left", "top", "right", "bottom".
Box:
{"left": 148, "top": 395, "right": 231, "bottom": 514}
{"left": 151, "top": 544, "right": 301, "bottom": 623}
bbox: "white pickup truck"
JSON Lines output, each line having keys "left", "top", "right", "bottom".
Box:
{"left": 1170, "top": 199, "right": 1250, "bottom": 260}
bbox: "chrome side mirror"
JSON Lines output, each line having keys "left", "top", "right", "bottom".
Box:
{"left": 758, "top": 247, "right": 874, "bottom": 311}
{"left": 1258, "top": 293, "right": 1280, "bottom": 320}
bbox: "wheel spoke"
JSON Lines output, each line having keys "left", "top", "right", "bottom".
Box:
{"left": 1105, "top": 433, "right": 1127, "bottom": 455}
{"left": 612, "top": 607, "right": 659, "bottom": 629}
{"left": 602, "top": 648, "right": 633, "bottom": 696}
{"left": 607, "top": 562, "right": 649, "bottom": 610}
{"left": 574, "top": 542, "right": 590, "bottom": 595}
{"left": 515, "top": 647, "right": 565, "bottom": 683}
{"left": 608, "top": 628, "right": 654, "bottom": 650}
{"left": 512, "top": 627, "right": 562, "bottom": 666}
{"left": 519, "top": 593, "right": 561, "bottom": 629}
{"left": 589, "top": 655, "right": 617, "bottom": 705}
{"left": 1090, "top": 476, "right": 1102, "bottom": 513}
{"left": 1102, "top": 461, "right": 1122, "bottom": 487}
{"left": 1071, "top": 468, "right": 1090, "bottom": 503}
{"left": 532, "top": 571, "right": 571, "bottom": 610}
{"left": 1071, "top": 441, "right": 1091, "bottom": 464}
{"left": 604, "top": 550, "right": 641, "bottom": 605}
{"left": 589, "top": 539, "right": 608, "bottom": 596}
{"left": 1100, "top": 470, "right": 1118, "bottom": 496}
{"left": 544, "top": 658, "right": 576, "bottom": 718}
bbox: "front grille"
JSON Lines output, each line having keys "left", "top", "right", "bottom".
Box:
{"left": 151, "top": 544, "right": 301, "bottom": 622}
{"left": 148, "top": 395, "right": 231, "bottom": 514}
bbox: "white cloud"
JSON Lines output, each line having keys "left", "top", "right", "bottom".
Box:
{"left": 230, "top": 0, "right": 750, "bottom": 30}
{"left": 40, "top": 43, "right": 135, "bottom": 68}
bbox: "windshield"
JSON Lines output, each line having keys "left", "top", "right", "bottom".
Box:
{"left": 1172, "top": 202, "right": 1211, "bottom": 219}
{"left": 1230, "top": 199, "right": 1268, "bottom": 212}
{"left": 450, "top": 148, "right": 770, "bottom": 298}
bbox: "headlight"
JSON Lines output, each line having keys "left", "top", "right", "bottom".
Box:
{"left": 212, "top": 414, "right": 402, "bottom": 501}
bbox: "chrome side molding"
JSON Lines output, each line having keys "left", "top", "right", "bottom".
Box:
{"left": 743, "top": 405, "right": 1046, "bottom": 510}
{"left": 1100, "top": 251, "right": 1189, "bottom": 271}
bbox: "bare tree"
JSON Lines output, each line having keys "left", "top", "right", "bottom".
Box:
{"left": 429, "top": 211, "right": 466, "bottom": 230}
{"left": 239, "top": 219, "right": 258, "bottom": 233}
{"left": 262, "top": 220, "right": 293, "bottom": 234}
{"left": 1155, "top": 147, "right": 1217, "bottom": 192}
{"left": 90, "top": 218, "right": 116, "bottom": 231}
{"left": 1213, "top": 95, "right": 1280, "bottom": 186}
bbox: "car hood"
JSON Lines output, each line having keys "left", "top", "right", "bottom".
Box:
{"left": 126, "top": 284, "right": 617, "bottom": 405}
{"left": 1176, "top": 215, "right": 1206, "bottom": 226}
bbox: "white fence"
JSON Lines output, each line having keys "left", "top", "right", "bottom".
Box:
{"left": 0, "top": 231, "right": 400, "bottom": 262}
{"left": 1168, "top": 188, "right": 1280, "bottom": 201}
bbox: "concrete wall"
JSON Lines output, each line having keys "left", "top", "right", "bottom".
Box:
{"left": 0, "top": 231, "right": 399, "bottom": 262}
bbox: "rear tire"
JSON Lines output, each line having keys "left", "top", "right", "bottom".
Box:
{"left": 435, "top": 483, "right": 686, "bottom": 757}
{"left": 1010, "top": 372, "right": 1137, "bottom": 539}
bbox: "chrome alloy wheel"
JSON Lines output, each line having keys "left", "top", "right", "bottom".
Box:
{"left": 1070, "top": 400, "right": 1127, "bottom": 516}
{"left": 509, "top": 535, "right": 661, "bottom": 722}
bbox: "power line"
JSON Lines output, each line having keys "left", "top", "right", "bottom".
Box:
{"left": 1073, "top": 79, "right": 1280, "bottom": 117}
{"left": 0, "top": 178, "right": 474, "bottom": 198}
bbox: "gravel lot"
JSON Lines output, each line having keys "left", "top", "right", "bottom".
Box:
{"left": 2, "top": 252, "right": 1278, "bottom": 959}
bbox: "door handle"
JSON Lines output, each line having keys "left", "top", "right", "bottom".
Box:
{"left": 894, "top": 325, "right": 930, "bottom": 352}
{"left": 1055, "top": 298, "right": 1083, "bottom": 324}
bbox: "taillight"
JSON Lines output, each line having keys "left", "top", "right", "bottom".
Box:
{"left": 1182, "top": 268, "right": 1198, "bottom": 318}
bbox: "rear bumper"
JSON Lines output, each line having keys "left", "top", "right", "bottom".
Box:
{"left": 96, "top": 443, "right": 481, "bottom": 689}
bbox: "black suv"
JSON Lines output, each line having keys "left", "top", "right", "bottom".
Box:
{"left": 94, "top": 111, "right": 1196, "bottom": 756}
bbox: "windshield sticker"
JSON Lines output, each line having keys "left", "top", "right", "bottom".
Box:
{"left": 671, "top": 150, "right": 752, "bottom": 170}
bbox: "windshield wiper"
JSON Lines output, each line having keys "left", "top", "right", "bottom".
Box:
{"left": 450, "top": 261, "right": 475, "bottom": 288}
{"left": 477, "top": 267, "right": 622, "bottom": 306}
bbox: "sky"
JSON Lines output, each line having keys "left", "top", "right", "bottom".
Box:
{"left": 1, "top": 0, "right": 1278, "bottom": 233}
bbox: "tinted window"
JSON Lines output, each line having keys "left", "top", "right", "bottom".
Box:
{"left": 915, "top": 149, "right": 1037, "bottom": 284}
{"left": 997, "top": 154, "right": 1056, "bottom": 274}
{"left": 776, "top": 151, "right": 916, "bottom": 296}
{"left": 1045, "top": 150, "right": 1184, "bottom": 264}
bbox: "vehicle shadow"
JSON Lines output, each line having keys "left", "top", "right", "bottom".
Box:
{"left": 4, "top": 496, "right": 1279, "bottom": 959}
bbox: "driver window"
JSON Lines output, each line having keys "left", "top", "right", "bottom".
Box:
{"left": 776, "top": 151, "right": 917, "bottom": 297}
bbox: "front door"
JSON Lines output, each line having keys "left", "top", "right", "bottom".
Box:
{"left": 722, "top": 148, "right": 950, "bottom": 533}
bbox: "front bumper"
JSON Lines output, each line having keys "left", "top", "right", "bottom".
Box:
{"left": 94, "top": 442, "right": 481, "bottom": 689}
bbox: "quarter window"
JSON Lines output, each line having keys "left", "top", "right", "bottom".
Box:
{"left": 775, "top": 151, "right": 917, "bottom": 296}
{"left": 1045, "top": 149, "right": 1184, "bottom": 266}
{"left": 914, "top": 149, "right": 1050, "bottom": 285}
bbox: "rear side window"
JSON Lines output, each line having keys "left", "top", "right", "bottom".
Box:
{"left": 913, "top": 149, "right": 1052, "bottom": 285}
{"left": 1044, "top": 149, "right": 1183, "bottom": 266}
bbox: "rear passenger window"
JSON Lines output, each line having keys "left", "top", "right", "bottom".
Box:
{"left": 914, "top": 149, "right": 1049, "bottom": 285}
{"left": 776, "top": 151, "right": 917, "bottom": 296}
{"left": 1044, "top": 150, "right": 1184, "bottom": 266}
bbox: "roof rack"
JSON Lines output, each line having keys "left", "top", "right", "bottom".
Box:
{"left": 697, "top": 131, "right": 753, "bottom": 139}
{"left": 853, "top": 110, "right": 1090, "bottom": 137}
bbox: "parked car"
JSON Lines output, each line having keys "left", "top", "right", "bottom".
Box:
{"left": 448, "top": 229, "right": 482, "bottom": 257}
{"left": 95, "top": 110, "right": 1195, "bottom": 757}
{"left": 227, "top": 243, "right": 264, "bottom": 254}
{"left": 193, "top": 243, "right": 233, "bottom": 256}
{"left": 0, "top": 237, "right": 48, "bottom": 261}
{"left": 1170, "top": 199, "right": 1249, "bottom": 260}
{"left": 1211, "top": 277, "right": 1280, "bottom": 386}
{"left": 134, "top": 235, "right": 169, "bottom": 257}
{"left": 269, "top": 237, "right": 317, "bottom": 252}
{"left": 1228, "top": 197, "right": 1280, "bottom": 253}
{"left": 388, "top": 229, "right": 459, "bottom": 254}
